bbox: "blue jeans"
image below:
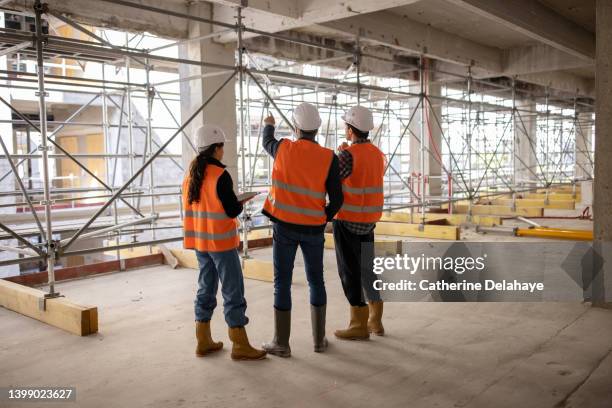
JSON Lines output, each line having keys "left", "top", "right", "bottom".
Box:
{"left": 194, "top": 249, "right": 249, "bottom": 328}
{"left": 272, "top": 223, "right": 327, "bottom": 311}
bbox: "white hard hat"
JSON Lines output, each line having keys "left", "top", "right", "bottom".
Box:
{"left": 292, "top": 102, "right": 321, "bottom": 131}
{"left": 194, "top": 124, "right": 227, "bottom": 151}
{"left": 342, "top": 106, "right": 374, "bottom": 132}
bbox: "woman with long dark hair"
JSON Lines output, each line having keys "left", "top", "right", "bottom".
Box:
{"left": 182, "top": 124, "right": 266, "bottom": 361}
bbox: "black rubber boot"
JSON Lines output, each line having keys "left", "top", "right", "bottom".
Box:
{"left": 311, "top": 304, "right": 328, "bottom": 353}
{"left": 262, "top": 308, "right": 291, "bottom": 357}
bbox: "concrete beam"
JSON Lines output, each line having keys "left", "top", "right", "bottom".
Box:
{"left": 593, "top": 0, "right": 612, "bottom": 305}
{"left": 211, "top": 0, "right": 422, "bottom": 42}
{"left": 432, "top": 61, "right": 595, "bottom": 99}
{"left": 319, "top": 11, "right": 502, "bottom": 73}
{"left": 9, "top": 0, "right": 189, "bottom": 39}
{"left": 445, "top": 0, "right": 595, "bottom": 61}
{"left": 502, "top": 44, "right": 593, "bottom": 76}
{"left": 243, "top": 31, "right": 419, "bottom": 79}
{"left": 514, "top": 72, "right": 595, "bottom": 99}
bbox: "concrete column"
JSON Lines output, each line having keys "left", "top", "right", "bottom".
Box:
{"left": 408, "top": 75, "right": 442, "bottom": 199}
{"left": 593, "top": 0, "right": 612, "bottom": 305}
{"left": 178, "top": 2, "right": 238, "bottom": 186}
{"left": 514, "top": 99, "right": 538, "bottom": 186}
{"left": 575, "top": 111, "right": 594, "bottom": 180}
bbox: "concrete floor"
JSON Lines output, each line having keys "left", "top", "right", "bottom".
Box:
{"left": 1, "top": 244, "right": 612, "bottom": 408}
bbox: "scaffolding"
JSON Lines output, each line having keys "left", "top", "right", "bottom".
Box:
{"left": 0, "top": 0, "right": 595, "bottom": 296}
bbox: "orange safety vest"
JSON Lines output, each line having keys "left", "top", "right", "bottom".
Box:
{"left": 336, "top": 142, "right": 385, "bottom": 223}
{"left": 182, "top": 164, "right": 240, "bottom": 252}
{"left": 263, "top": 139, "right": 334, "bottom": 225}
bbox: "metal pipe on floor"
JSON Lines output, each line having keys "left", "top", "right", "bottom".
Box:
{"left": 515, "top": 227, "right": 593, "bottom": 241}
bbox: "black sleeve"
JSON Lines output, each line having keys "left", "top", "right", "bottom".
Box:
{"left": 263, "top": 124, "right": 282, "bottom": 158}
{"left": 216, "top": 171, "right": 243, "bottom": 218}
{"left": 324, "top": 154, "right": 344, "bottom": 221}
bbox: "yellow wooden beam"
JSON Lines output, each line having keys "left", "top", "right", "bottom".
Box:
{"left": 454, "top": 204, "right": 544, "bottom": 217}
{"left": 491, "top": 198, "right": 575, "bottom": 210}
{"left": 158, "top": 244, "right": 179, "bottom": 269}
{"left": 324, "top": 233, "right": 401, "bottom": 254}
{"left": 524, "top": 193, "right": 580, "bottom": 201}
{"left": 170, "top": 248, "right": 274, "bottom": 282}
{"left": 247, "top": 228, "right": 273, "bottom": 240}
{"left": 324, "top": 233, "right": 335, "bottom": 249}
{"left": 0, "top": 280, "right": 98, "bottom": 336}
{"left": 104, "top": 241, "right": 159, "bottom": 259}
{"left": 169, "top": 248, "right": 199, "bottom": 269}
{"left": 242, "top": 258, "right": 273, "bottom": 282}
{"left": 536, "top": 187, "right": 580, "bottom": 194}
{"left": 375, "top": 222, "right": 460, "bottom": 240}
{"left": 380, "top": 212, "right": 502, "bottom": 227}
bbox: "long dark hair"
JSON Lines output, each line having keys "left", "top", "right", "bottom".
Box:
{"left": 187, "top": 143, "right": 223, "bottom": 205}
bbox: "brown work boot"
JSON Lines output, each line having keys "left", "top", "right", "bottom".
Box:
{"left": 334, "top": 306, "right": 370, "bottom": 340}
{"left": 367, "top": 301, "right": 385, "bottom": 336}
{"left": 195, "top": 321, "right": 223, "bottom": 356}
{"left": 228, "top": 327, "right": 267, "bottom": 361}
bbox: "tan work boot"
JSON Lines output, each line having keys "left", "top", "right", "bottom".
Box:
{"left": 334, "top": 305, "right": 370, "bottom": 340}
{"left": 367, "top": 301, "right": 385, "bottom": 336}
{"left": 228, "top": 327, "right": 267, "bottom": 361}
{"left": 195, "top": 321, "right": 223, "bottom": 356}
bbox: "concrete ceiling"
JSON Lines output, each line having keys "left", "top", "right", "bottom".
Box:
{"left": 387, "top": 0, "right": 537, "bottom": 49}
{"left": 538, "top": 0, "right": 595, "bottom": 33}
{"left": 1, "top": 0, "right": 597, "bottom": 98}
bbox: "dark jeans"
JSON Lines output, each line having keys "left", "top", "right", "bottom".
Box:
{"left": 194, "top": 249, "right": 249, "bottom": 328}
{"left": 332, "top": 220, "right": 381, "bottom": 307}
{"left": 272, "top": 222, "right": 327, "bottom": 311}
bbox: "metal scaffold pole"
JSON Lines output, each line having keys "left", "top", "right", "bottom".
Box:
{"left": 511, "top": 77, "right": 517, "bottom": 208}
{"left": 355, "top": 36, "right": 361, "bottom": 104}
{"left": 237, "top": 7, "right": 249, "bottom": 259}
{"left": 101, "top": 62, "right": 121, "bottom": 260}
{"left": 33, "top": 0, "right": 58, "bottom": 297}
{"left": 145, "top": 59, "right": 157, "bottom": 245}
{"left": 419, "top": 56, "right": 426, "bottom": 225}
{"left": 466, "top": 66, "right": 473, "bottom": 220}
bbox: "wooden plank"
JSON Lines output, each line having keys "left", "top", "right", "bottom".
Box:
{"left": 247, "top": 228, "right": 273, "bottom": 240}
{"left": 324, "top": 233, "right": 335, "bottom": 249}
{"left": 524, "top": 193, "right": 580, "bottom": 201}
{"left": 170, "top": 249, "right": 274, "bottom": 283}
{"left": 0, "top": 279, "right": 98, "bottom": 336}
{"left": 324, "top": 233, "right": 401, "bottom": 252}
{"left": 169, "top": 249, "right": 199, "bottom": 269}
{"left": 380, "top": 212, "right": 502, "bottom": 227}
{"left": 375, "top": 222, "right": 460, "bottom": 240}
{"left": 536, "top": 187, "right": 580, "bottom": 194}
{"left": 104, "top": 242, "right": 159, "bottom": 259}
{"left": 491, "top": 198, "right": 575, "bottom": 210}
{"left": 454, "top": 204, "right": 544, "bottom": 217}
{"left": 242, "top": 258, "right": 273, "bottom": 282}
{"left": 158, "top": 244, "right": 179, "bottom": 269}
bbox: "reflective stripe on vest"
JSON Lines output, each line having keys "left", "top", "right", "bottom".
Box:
{"left": 341, "top": 204, "right": 384, "bottom": 213}
{"left": 272, "top": 179, "right": 326, "bottom": 199}
{"left": 342, "top": 185, "right": 384, "bottom": 194}
{"left": 182, "top": 164, "right": 240, "bottom": 252}
{"left": 336, "top": 142, "right": 385, "bottom": 223}
{"left": 263, "top": 139, "right": 333, "bottom": 225}
{"left": 184, "top": 229, "right": 239, "bottom": 240}
{"left": 266, "top": 194, "right": 326, "bottom": 217}
{"left": 184, "top": 210, "right": 230, "bottom": 220}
